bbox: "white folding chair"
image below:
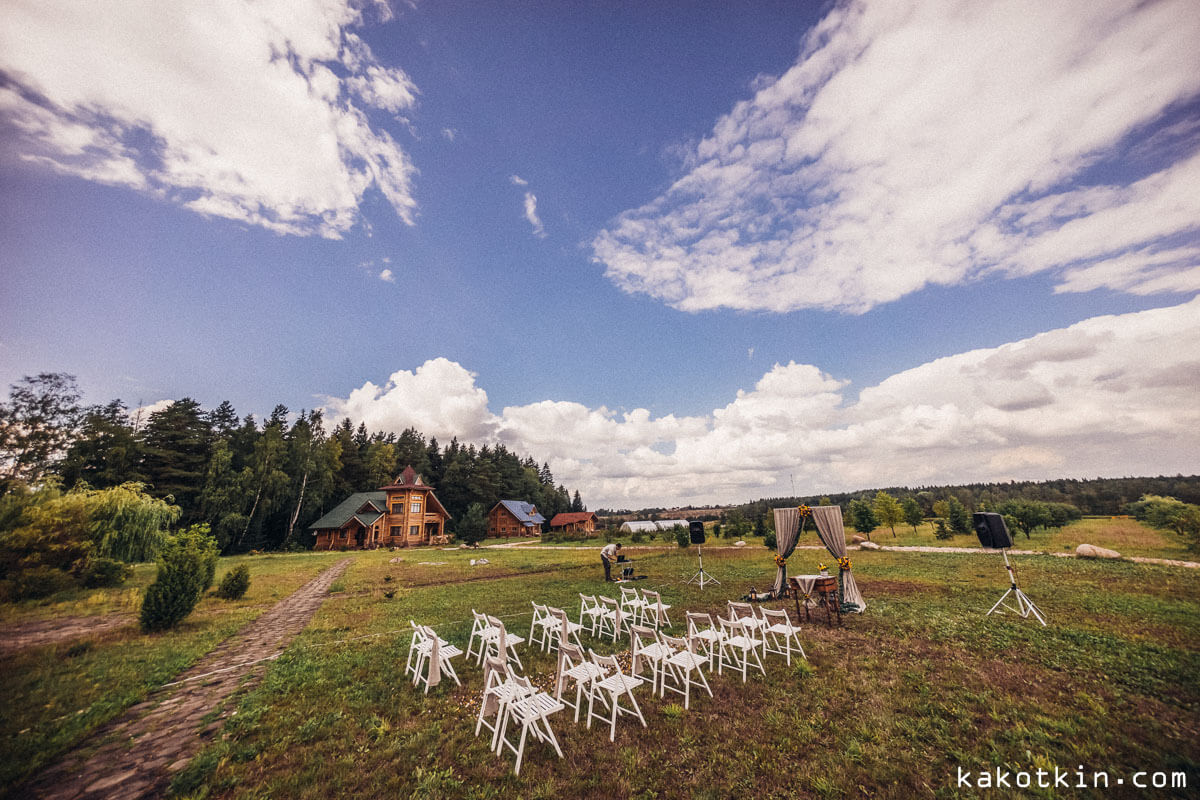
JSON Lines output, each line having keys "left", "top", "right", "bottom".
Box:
{"left": 728, "top": 601, "right": 768, "bottom": 640}
{"left": 547, "top": 606, "right": 584, "bottom": 652}
{"left": 586, "top": 650, "right": 647, "bottom": 742}
{"left": 716, "top": 614, "right": 765, "bottom": 683}
{"left": 410, "top": 624, "right": 462, "bottom": 693}
{"left": 630, "top": 624, "right": 672, "bottom": 690}
{"left": 619, "top": 585, "right": 648, "bottom": 627}
{"left": 578, "top": 593, "right": 604, "bottom": 636}
{"left": 494, "top": 681, "right": 566, "bottom": 776}
{"left": 639, "top": 589, "right": 672, "bottom": 628}
{"left": 595, "top": 596, "right": 627, "bottom": 643}
{"left": 554, "top": 642, "right": 603, "bottom": 722}
{"left": 685, "top": 611, "right": 722, "bottom": 671}
{"left": 476, "top": 657, "right": 532, "bottom": 750}
{"left": 658, "top": 631, "right": 712, "bottom": 710}
{"left": 467, "top": 609, "right": 499, "bottom": 665}
{"left": 529, "top": 601, "right": 557, "bottom": 653}
{"left": 760, "top": 607, "right": 807, "bottom": 665}
{"left": 485, "top": 614, "right": 525, "bottom": 670}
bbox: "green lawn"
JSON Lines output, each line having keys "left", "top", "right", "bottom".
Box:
{"left": 2, "top": 525, "right": 1196, "bottom": 799}
{"left": 848, "top": 516, "right": 1193, "bottom": 561}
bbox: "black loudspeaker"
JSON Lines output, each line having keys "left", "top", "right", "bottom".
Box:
{"left": 973, "top": 512, "right": 1013, "bottom": 549}
{"left": 689, "top": 520, "right": 706, "bottom": 545}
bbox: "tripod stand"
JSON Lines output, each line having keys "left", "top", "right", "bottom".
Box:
{"left": 986, "top": 549, "right": 1046, "bottom": 626}
{"left": 686, "top": 545, "right": 719, "bottom": 589}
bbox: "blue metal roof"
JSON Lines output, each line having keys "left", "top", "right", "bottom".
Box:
{"left": 497, "top": 499, "right": 545, "bottom": 526}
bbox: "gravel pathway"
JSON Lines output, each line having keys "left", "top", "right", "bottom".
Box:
{"left": 23, "top": 558, "right": 352, "bottom": 800}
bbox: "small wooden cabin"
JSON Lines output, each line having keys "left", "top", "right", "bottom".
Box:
{"left": 549, "top": 511, "right": 598, "bottom": 533}
{"left": 310, "top": 466, "right": 451, "bottom": 549}
{"left": 487, "top": 500, "right": 544, "bottom": 538}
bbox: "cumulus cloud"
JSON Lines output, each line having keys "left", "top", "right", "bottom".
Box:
{"left": 0, "top": 0, "right": 418, "bottom": 237}
{"left": 592, "top": 0, "right": 1200, "bottom": 313}
{"left": 523, "top": 191, "right": 546, "bottom": 238}
{"left": 325, "top": 297, "right": 1200, "bottom": 508}
{"left": 509, "top": 174, "right": 528, "bottom": 186}
{"left": 379, "top": 268, "right": 395, "bottom": 282}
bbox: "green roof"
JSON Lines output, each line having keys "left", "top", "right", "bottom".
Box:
{"left": 309, "top": 492, "right": 387, "bottom": 530}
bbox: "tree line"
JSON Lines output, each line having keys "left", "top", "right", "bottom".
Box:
{"left": 0, "top": 373, "right": 585, "bottom": 553}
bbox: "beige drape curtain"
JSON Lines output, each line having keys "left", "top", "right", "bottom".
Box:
{"left": 772, "top": 507, "right": 802, "bottom": 596}
{"left": 426, "top": 626, "right": 442, "bottom": 686}
{"left": 811, "top": 505, "right": 866, "bottom": 612}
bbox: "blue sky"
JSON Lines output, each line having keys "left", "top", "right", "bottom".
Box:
{"left": 2, "top": 0, "right": 1199, "bottom": 509}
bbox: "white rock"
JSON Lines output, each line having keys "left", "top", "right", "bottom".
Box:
{"left": 859, "top": 541, "right": 882, "bottom": 550}
{"left": 1076, "top": 543, "right": 1121, "bottom": 559}
{"left": 851, "top": 534, "right": 867, "bottom": 543}
{"left": 388, "top": 557, "right": 403, "bottom": 563}
{"left": 734, "top": 540, "right": 746, "bottom": 547}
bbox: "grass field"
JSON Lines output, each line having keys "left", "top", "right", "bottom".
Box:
{"left": 1, "top": 522, "right": 1197, "bottom": 799}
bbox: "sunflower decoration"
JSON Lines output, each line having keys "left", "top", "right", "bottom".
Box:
{"left": 797, "top": 504, "right": 813, "bottom": 518}
{"left": 837, "top": 556, "right": 852, "bottom": 572}
{"left": 773, "top": 553, "right": 787, "bottom": 568}
{"left": 817, "top": 562, "right": 828, "bottom": 572}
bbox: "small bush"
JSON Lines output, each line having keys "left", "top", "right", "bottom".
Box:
{"left": 674, "top": 526, "right": 690, "bottom": 548}
{"left": 215, "top": 564, "right": 251, "bottom": 600}
{"left": 934, "top": 519, "right": 953, "bottom": 540}
{"left": 140, "top": 527, "right": 219, "bottom": 632}
{"left": 1, "top": 566, "right": 75, "bottom": 600}
{"left": 763, "top": 531, "right": 777, "bottom": 550}
{"left": 630, "top": 529, "right": 646, "bottom": 543}
{"left": 81, "top": 557, "right": 132, "bottom": 588}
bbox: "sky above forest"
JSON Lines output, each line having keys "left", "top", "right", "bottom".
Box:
{"left": 2, "top": 0, "right": 1199, "bottom": 510}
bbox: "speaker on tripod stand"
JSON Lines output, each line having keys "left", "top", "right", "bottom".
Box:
{"left": 975, "top": 512, "right": 1046, "bottom": 626}
{"left": 686, "top": 520, "right": 719, "bottom": 589}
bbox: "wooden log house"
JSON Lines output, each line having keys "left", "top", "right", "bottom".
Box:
{"left": 487, "top": 500, "right": 545, "bottom": 538}
{"left": 310, "top": 465, "right": 451, "bottom": 549}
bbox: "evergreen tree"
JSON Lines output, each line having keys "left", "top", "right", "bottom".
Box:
{"left": 58, "top": 400, "right": 143, "bottom": 489}
{"left": 571, "top": 489, "right": 585, "bottom": 512}
{"left": 946, "top": 496, "right": 972, "bottom": 536}
{"left": 207, "top": 401, "right": 239, "bottom": 440}
{"left": 139, "top": 398, "right": 211, "bottom": 520}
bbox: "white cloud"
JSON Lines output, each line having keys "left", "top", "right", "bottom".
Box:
{"left": 523, "top": 191, "right": 546, "bottom": 238}
{"left": 379, "top": 268, "right": 395, "bottom": 282}
{"left": 0, "top": 0, "right": 418, "bottom": 238}
{"left": 592, "top": 0, "right": 1200, "bottom": 313}
{"left": 128, "top": 399, "right": 174, "bottom": 428}
{"left": 509, "top": 174, "right": 528, "bottom": 186}
{"left": 441, "top": 128, "right": 457, "bottom": 141}
{"left": 325, "top": 297, "right": 1200, "bottom": 508}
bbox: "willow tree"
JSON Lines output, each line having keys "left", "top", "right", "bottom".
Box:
{"left": 86, "top": 482, "right": 181, "bottom": 562}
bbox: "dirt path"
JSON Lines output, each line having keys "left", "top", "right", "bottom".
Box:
{"left": 24, "top": 558, "right": 352, "bottom": 800}
{"left": 0, "top": 614, "right": 135, "bottom": 655}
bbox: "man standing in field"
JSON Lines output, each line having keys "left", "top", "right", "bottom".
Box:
{"left": 600, "top": 541, "right": 621, "bottom": 582}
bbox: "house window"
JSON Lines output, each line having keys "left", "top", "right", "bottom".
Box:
{"left": 409, "top": 525, "right": 420, "bottom": 537}
{"left": 411, "top": 501, "right": 421, "bottom": 514}
{"left": 390, "top": 526, "right": 401, "bottom": 537}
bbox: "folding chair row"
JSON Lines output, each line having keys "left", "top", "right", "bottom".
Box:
{"left": 531, "top": 602, "right": 585, "bottom": 653}
{"left": 475, "top": 656, "right": 564, "bottom": 776}
{"left": 468, "top": 610, "right": 526, "bottom": 670}
{"left": 406, "top": 621, "right": 463, "bottom": 694}
{"left": 620, "top": 586, "right": 672, "bottom": 628}
{"left": 630, "top": 625, "right": 712, "bottom": 709}
{"left": 728, "top": 601, "right": 807, "bottom": 664}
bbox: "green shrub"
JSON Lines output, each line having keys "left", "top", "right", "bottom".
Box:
{"left": 215, "top": 563, "right": 251, "bottom": 599}
{"left": 630, "top": 529, "right": 646, "bottom": 543}
{"left": 763, "top": 531, "right": 777, "bottom": 550}
{"left": 934, "top": 519, "right": 953, "bottom": 540}
{"left": 140, "top": 527, "right": 219, "bottom": 632}
{"left": 674, "top": 526, "right": 690, "bottom": 548}
{"left": 81, "top": 557, "right": 132, "bottom": 588}
{"left": 1, "top": 565, "right": 75, "bottom": 600}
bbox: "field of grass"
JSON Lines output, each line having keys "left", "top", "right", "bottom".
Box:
{"left": 0, "top": 552, "right": 347, "bottom": 791}
{"left": 838, "top": 516, "right": 1194, "bottom": 561}
{"left": 2, "top": 522, "right": 1196, "bottom": 799}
